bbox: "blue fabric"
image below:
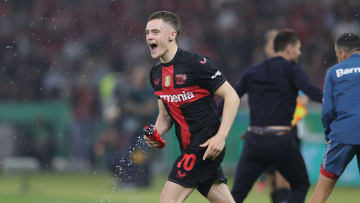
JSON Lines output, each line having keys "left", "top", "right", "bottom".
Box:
{"left": 322, "top": 54, "right": 360, "bottom": 144}
{"left": 322, "top": 139, "right": 360, "bottom": 176}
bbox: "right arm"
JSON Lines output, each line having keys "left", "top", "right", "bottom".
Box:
{"left": 154, "top": 99, "right": 172, "bottom": 135}
{"left": 144, "top": 99, "right": 172, "bottom": 148}
{"left": 217, "top": 70, "right": 249, "bottom": 113}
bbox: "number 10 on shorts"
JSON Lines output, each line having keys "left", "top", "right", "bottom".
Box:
{"left": 176, "top": 153, "right": 196, "bottom": 178}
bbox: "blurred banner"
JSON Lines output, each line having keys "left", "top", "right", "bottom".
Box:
{"left": 0, "top": 102, "right": 70, "bottom": 160}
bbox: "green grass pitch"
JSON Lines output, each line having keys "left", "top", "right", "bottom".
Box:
{"left": 0, "top": 172, "right": 359, "bottom": 203}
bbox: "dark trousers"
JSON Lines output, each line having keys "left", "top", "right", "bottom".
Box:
{"left": 231, "top": 132, "right": 310, "bottom": 203}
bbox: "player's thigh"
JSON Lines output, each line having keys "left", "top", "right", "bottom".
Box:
{"left": 207, "top": 183, "right": 235, "bottom": 203}
{"left": 232, "top": 134, "right": 267, "bottom": 191}
{"left": 160, "top": 181, "right": 194, "bottom": 203}
{"left": 276, "top": 144, "right": 309, "bottom": 188}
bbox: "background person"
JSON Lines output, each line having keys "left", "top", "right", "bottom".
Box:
{"left": 309, "top": 33, "right": 360, "bottom": 203}
{"left": 230, "top": 30, "right": 322, "bottom": 203}
{"left": 262, "top": 29, "right": 310, "bottom": 203}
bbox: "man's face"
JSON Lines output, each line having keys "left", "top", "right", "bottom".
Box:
{"left": 145, "top": 19, "right": 175, "bottom": 59}
{"left": 288, "top": 40, "right": 302, "bottom": 62}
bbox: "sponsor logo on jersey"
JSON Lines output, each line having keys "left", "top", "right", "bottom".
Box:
{"left": 159, "top": 91, "right": 195, "bottom": 103}
{"left": 165, "top": 75, "right": 171, "bottom": 87}
{"left": 175, "top": 74, "right": 187, "bottom": 85}
{"left": 200, "top": 57, "right": 207, "bottom": 64}
{"left": 176, "top": 170, "right": 187, "bottom": 178}
{"left": 211, "top": 70, "right": 222, "bottom": 79}
{"left": 336, "top": 67, "right": 360, "bottom": 78}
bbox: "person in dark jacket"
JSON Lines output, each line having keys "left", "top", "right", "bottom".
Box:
{"left": 230, "top": 30, "right": 322, "bottom": 203}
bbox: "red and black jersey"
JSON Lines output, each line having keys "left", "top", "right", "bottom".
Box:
{"left": 150, "top": 49, "right": 226, "bottom": 151}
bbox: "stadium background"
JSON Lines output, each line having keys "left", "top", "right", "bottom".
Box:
{"left": 0, "top": 0, "right": 360, "bottom": 202}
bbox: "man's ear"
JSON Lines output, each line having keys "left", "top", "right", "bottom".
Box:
{"left": 285, "top": 44, "right": 293, "bottom": 54}
{"left": 341, "top": 49, "right": 349, "bottom": 58}
{"left": 282, "top": 44, "right": 293, "bottom": 57}
{"left": 169, "top": 30, "right": 177, "bottom": 41}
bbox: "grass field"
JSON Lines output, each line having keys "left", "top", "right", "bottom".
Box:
{"left": 0, "top": 172, "right": 359, "bottom": 203}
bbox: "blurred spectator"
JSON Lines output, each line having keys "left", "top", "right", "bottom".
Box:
{"left": 94, "top": 66, "right": 130, "bottom": 185}
{"left": 2, "top": 0, "right": 359, "bottom": 101}
{"left": 94, "top": 65, "right": 156, "bottom": 187}
{"left": 15, "top": 117, "right": 56, "bottom": 170}
{"left": 119, "top": 65, "right": 156, "bottom": 187}
{"left": 42, "top": 64, "right": 67, "bottom": 100}
{"left": 69, "top": 85, "right": 99, "bottom": 170}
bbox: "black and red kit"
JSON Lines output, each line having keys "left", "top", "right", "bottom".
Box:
{"left": 149, "top": 48, "right": 227, "bottom": 196}
{"left": 150, "top": 48, "right": 226, "bottom": 151}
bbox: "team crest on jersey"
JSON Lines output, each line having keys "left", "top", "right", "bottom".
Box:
{"left": 175, "top": 74, "right": 187, "bottom": 85}
{"left": 200, "top": 57, "right": 207, "bottom": 64}
{"left": 165, "top": 75, "right": 171, "bottom": 87}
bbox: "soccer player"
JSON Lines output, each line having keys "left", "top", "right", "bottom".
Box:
{"left": 309, "top": 33, "right": 360, "bottom": 203}
{"left": 230, "top": 30, "right": 322, "bottom": 203}
{"left": 144, "top": 11, "right": 239, "bottom": 203}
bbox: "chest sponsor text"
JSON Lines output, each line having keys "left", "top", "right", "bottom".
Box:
{"left": 159, "top": 91, "right": 195, "bottom": 103}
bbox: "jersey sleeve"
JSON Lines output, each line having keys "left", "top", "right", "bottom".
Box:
{"left": 192, "top": 56, "right": 226, "bottom": 92}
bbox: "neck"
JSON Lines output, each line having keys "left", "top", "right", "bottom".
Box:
{"left": 160, "top": 42, "right": 178, "bottom": 63}
{"left": 350, "top": 51, "right": 360, "bottom": 56}
{"left": 274, "top": 52, "right": 291, "bottom": 61}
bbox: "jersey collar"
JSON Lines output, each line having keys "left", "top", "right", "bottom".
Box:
{"left": 162, "top": 48, "right": 181, "bottom": 67}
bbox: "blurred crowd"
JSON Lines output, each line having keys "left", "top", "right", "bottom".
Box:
{"left": 0, "top": 0, "right": 359, "bottom": 187}
{"left": 1, "top": 0, "right": 360, "bottom": 101}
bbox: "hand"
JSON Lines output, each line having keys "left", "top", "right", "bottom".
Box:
{"left": 144, "top": 135, "right": 163, "bottom": 148}
{"left": 199, "top": 134, "right": 226, "bottom": 160}
{"left": 143, "top": 124, "right": 166, "bottom": 148}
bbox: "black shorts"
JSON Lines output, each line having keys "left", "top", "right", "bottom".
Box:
{"left": 168, "top": 147, "right": 227, "bottom": 197}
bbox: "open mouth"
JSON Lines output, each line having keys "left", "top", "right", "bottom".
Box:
{"left": 149, "top": 42, "right": 158, "bottom": 50}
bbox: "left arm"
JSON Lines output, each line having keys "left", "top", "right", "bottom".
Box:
{"left": 293, "top": 64, "right": 323, "bottom": 102}
{"left": 321, "top": 70, "right": 335, "bottom": 137}
{"left": 200, "top": 81, "right": 240, "bottom": 160}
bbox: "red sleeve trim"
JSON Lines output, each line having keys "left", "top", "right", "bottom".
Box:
{"left": 320, "top": 164, "right": 339, "bottom": 180}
